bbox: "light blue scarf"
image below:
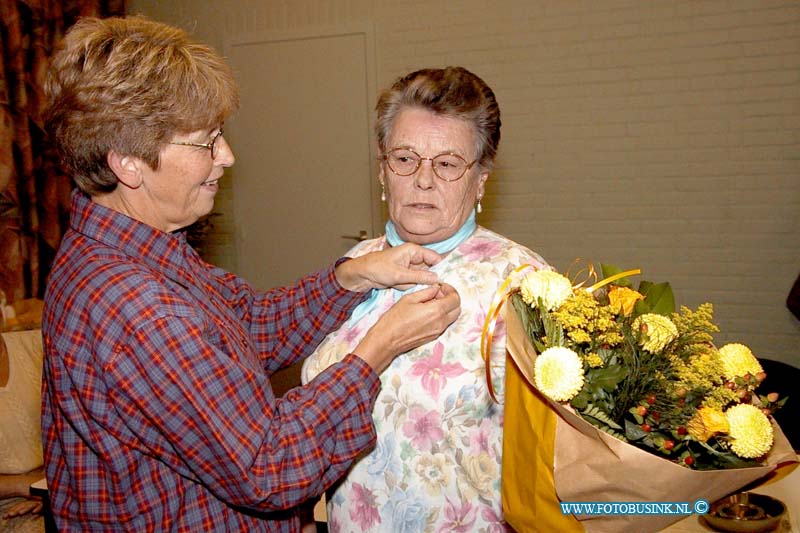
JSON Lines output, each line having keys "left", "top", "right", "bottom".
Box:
{"left": 348, "top": 209, "right": 477, "bottom": 323}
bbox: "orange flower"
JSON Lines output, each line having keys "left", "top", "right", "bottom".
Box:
{"left": 687, "top": 407, "right": 729, "bottom": 442}
{"left": 608, "top": 287, "right": 644, "bottom": 316}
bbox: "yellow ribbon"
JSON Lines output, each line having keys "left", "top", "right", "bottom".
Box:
{"left": 481, "top": 263, "right": 642, "bottom": 403}
{"left": 586, "top": 268, "right": 641, "bottom": 293}
{"left": 481, "top": 264, "right": 539, "bottom": 403}
{"left": 565, "top": 258, "right": 598, "bottom": 290}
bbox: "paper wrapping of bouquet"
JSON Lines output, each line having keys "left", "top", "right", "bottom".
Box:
{"left": 503, "top": 307, "right": 798, "bottom": 533}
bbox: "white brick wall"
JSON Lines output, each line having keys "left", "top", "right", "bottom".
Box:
{"left": 129, "top": 0, "right": 800, "bottom": 367}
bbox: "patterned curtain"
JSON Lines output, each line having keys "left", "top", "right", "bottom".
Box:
{"left": 0, "top": 0, "right": 126, "bottom": 305}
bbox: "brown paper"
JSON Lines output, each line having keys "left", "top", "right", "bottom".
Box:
{"left": 503, "top": 306, "right": 798, "bottom": 533}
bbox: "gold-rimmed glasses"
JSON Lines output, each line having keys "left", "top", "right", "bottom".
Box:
{"left": 169, "top": 126, "right": 225, "bottom": 159}
{"left": 382, "top": 147, "right": 478, "bottom": 182}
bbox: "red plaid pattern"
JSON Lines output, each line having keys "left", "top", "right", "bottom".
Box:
{"left": 41, "top": 191, "right": 379, "bottom": 531}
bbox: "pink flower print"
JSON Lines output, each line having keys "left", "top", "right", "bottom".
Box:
{"left": 340, "top": 322, "right": 364, "bottom": 345}
{"left": 469, "top": 418, "right": 495, "bottom": 456}
{"left": 327, "top": 513, "right": 343, "bottom": 533}
{"left": 463, "top": 303, "right": 487, "bottom": 343}
{"left": 438, "top": 496, "right": 478, "bottom": 532}
{"left": 465, "top": 302, "right": 506, "bottom": 344}
{"left": 473, "top": 309, "right": 507, "bottom": 369}
{"left": 347, "top": 482, "right": 381, "bottom": 531}
{"left": 409, "top": 342, "right": 466, "bottom": 400}
{"left": 460, "top": 237, "right": 504, "bottom": 262}
{"left": 402, "top": 406, "right": 445, "bottom": 450}
{"left": 481, "top": 505, "right": 511, "bottom": 533}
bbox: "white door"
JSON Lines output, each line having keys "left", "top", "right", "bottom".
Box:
{"left": 226, "top": 30, "right": 378, "bottom": 290}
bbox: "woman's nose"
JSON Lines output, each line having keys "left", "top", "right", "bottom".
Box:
{"left": 215, "top": 136, "right": 235, "bottom": 167}
{"left": 413, "top": 159, "right": 436, "bottom": 189}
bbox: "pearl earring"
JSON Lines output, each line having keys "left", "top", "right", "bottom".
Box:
{"left": 476, "top": 197, "right": 483, "bottom": 214}
{"left": 381, "top": 184, "right": 386, "bottom": 202}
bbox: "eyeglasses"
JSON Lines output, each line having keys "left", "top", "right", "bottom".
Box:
{"left": 169, "top": 127, "right": 225, "bottom": 159}
{"left": 382, "top": 147, "right": 478, "bottom": 182}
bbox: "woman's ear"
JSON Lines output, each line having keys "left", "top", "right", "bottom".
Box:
{"left": 107, "top": 150, "right": 143, "bottom": 189}
{"left": 378, "top": 161, "right": 386, "bottom": 184}
{"left": 476, "top": 169, "right": 489, "bottom": 199}
{"left": 378, "top": 164, "right": 387, "bottom": 200}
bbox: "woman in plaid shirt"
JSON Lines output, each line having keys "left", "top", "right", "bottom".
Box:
{"left": 40, "top": 16, "right": 460, "bottom": 532}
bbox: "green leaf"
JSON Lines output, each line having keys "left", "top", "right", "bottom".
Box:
{"left": 625, "top": 419, "right": 647, "bottom": 441}
{"left": 581, "top": 405, "right": 623, "bottom": 429}
{"left": 540, "top": 310, "right": 565, "bottom": 346}
{"left": 637, "top": 281, "right": 675, "bottom": 316}
{"left": 588, "top": 365, "right": 628, "bottom": 390}
{"left": 597, "top": 425, "right": 628, "bottom": 441}
{"left": 571, "top": 390, "right": 589, "bottom": 409}
{"left": 590, "top": 388, "right": 609, "bottom": 402}
{"left": 510, "top": 294, "right": 543, "bottom": 349}
{"left": 532, "top": 338, "right": 547, "bottom": 353}
{"left": 510, "top": 293, "right": 534, "bottom": 331}
{"left": 601, "top": 264, "right": 622, "bottom": 277}
{"left": 694, "top": 441, "right": 760, "bottom": 469}
{"left": 633, "top": 299, "right": 651, "bottom": 316}
{"left": 596, "top": 347, "right": 617, "bottom": 364}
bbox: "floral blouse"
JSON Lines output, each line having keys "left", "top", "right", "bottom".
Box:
{"left": 302, "top": 226, "right": 549, "bottom": 532}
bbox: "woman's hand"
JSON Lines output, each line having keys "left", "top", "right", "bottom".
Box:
{"left": 334, "top": 243, "right": 442, "bottom": 292}
{"left": 2, "top": 497, "right": 43, "bottom": 519}
{"left": 0, "top": 467, "right": 45, "bottom": 518}
{"left": 353, "top": 283, "right": 461, "bottom": 373}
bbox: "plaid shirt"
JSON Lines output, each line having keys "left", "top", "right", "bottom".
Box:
{"left": 41, "top": 192, "right": 379, "bottom": 531}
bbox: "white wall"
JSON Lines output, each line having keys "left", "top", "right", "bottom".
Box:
{"left": 129, "top": 0, "right": 800, "bottom": 367}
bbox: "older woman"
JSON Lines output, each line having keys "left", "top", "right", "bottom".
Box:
{"left": 302, "top": 67, "right": 550, "bottom": 531}
{"left": 41, "top": 17, "right": 460, "bottom": 531}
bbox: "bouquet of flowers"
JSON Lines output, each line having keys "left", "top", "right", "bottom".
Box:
{"left": 515, "top": 264, "right": 786, "bottom": 469}
{"left": 487, "top": 263, "right": 797, "bottom": 532}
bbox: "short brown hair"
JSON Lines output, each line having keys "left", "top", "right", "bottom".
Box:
{"left": 44, "top": 16, "right": 239, "bottom": 195}
{"left": 375, "top": 67, "right": 501, "bottom": 169}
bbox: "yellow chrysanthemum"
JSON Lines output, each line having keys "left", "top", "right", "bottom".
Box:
{"left": 725, "top": 403, "right": 774, "bottom": 459}
{"left": 718, "top": 343, "right": 763, "bottom": 380}
{"left": 686, "top": 407, "right": 729, "bottom": 443}
{"left": 608, "top": 286, "right": 644, "bottom": 316}
{"left": 632, "top": 313, "right": 678, "bottom": 353}
{"left": 520, "top": 270, "right": 573, "bottom": 311}
{"left": 534, "top": 347, "right": 585, "bottom": 402}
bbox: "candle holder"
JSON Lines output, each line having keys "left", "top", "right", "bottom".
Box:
{"left": 704, "top": 492, "right": 787, "bottom": 533}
